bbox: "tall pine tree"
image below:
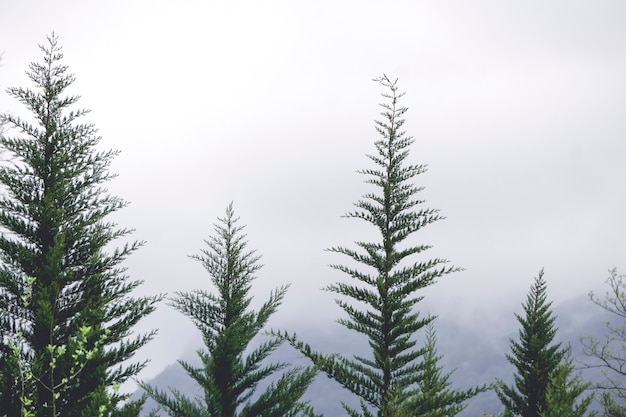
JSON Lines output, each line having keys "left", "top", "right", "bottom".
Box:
{"left": 141, "top": 203, "right": 318, "bottom": 417}
{"left": 0, "top": 34, "right": 161, "bottom": 417}
{"left": 275, "top": 75, "right": 481, "bottom": 417}
{"left": 495, "top": 270, "right": 568, "bottom": 417}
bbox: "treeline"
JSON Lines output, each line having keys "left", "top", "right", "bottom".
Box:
{"left": 0, "top": 34, "right": 624, "bottom": 417}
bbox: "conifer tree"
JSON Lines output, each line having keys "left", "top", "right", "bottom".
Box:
{"left": 539, "top": 356, "right": 597, "bottom": 417}
{"left": 495, "top": 270, "right": 568, "bottom": 417}
{"left": 400, "top": 325, "right": 485, "bottom": 417}
{"left": 141, "top": 203, "right": 318, "bottom": 417}
{"left": 0, "top": 52, "right": 22, "bottom": 415}
{"left": 274, "top": 75, "right": 480, "bottom": 417}
{"left": 0, "top": 33, "right": 161, "bottom": 417}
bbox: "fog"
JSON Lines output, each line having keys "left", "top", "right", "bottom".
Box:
{"left": 1, "top": 0, "right": 625, "bottom": 396}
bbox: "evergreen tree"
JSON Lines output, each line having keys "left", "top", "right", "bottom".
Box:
{"left": 0, "top": 34, "right": 161, "bottom": 417}
{"left": 141, "top": 203, "right": 318, "bottom": 417}
{"left": 582, "top": 268, "right": 626, "bottom": 416}
{"left": 539, "top": 356, "right": 597, "bottom": 417}
{"left": 495, "top": 270, "right": 568, "bottom": 417}
{"left": 0, "top": 53, "right": 21, "bottom": 414}
{"left": 275, "top": 75, "right": 480, "bottom": 417}
{"left": 400, "top": 325, "right": 485, "bottom": 417}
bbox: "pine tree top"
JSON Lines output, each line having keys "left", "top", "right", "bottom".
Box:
{"left": 496, "top": 269, "right": 568, "bottom": 417}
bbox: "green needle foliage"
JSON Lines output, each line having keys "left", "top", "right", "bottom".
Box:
{"left": 141, "top": 203, "right": 318, "bottom": 417}
{"left": 0, "top": 34, "right": 161, "bottom": 417}
{"left": 495, "top": 270, "right": 568, "bottom": 417}
{"left": 400, "top": 325, "right": 486, "bottom": 417}
{"left": 539, "top": 356, "right": 596, "bottom": 417}
{"left": 274, "top": 75, "right": 472, "bottom": 417}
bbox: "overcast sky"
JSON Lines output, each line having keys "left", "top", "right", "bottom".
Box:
{"left": 1, "top": 0, "right": 626, "bottom": 387}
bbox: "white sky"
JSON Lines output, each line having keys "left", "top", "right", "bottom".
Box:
{"left": 1, "top": 0, "right": 626, "bottom": 387}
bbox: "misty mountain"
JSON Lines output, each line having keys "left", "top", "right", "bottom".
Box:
{"left": 133, "top": 293, "right": 616, "bottom": 416}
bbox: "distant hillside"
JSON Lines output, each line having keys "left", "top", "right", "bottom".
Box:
{"left": 133, "top": 293, "right": 616, "bottom": 416}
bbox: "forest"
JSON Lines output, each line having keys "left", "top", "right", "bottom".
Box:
{"left": 0, "top": 34, "right": 625, "bottom": 417}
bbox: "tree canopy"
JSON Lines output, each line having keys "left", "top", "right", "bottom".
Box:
{"left": 496, "top": 270, "right": 568, "bottom": 417}
{"left": 0, "top": 33, "right": 161, "bottom": 417}
{"left": 141, "top": 203, "right": 318, "bottom": 417}
{"left": 274, "top": 75, "right": 482, "bottom": 417}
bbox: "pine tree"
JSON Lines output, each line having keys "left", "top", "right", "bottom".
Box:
{"left": 400, "top": 325, "right": 485, "bottom": 417}
{"left": 141, "top": 203, "right": 318, "bottom": 417}
{"left": 495, "top": 270, "right": 568, "bottom": 417}
{"left": 0, "top": 33, "right": 161, "bottom": 417}
{"left": 539, "top": 355, "right": 597, "bottom": 417}
{"left": 274, "top": 75, "right": 481, "bottom": 417}
{"left": 0, "top": 50, "right": 21, "bottom": 412}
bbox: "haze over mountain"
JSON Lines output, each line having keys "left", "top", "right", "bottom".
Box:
{"left": 135, "top": 290, "right": 615, "bottom": 416}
